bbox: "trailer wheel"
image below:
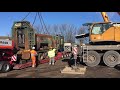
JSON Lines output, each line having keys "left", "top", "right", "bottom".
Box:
{"left": 85, "top": 51, "right": 100, "bottom": 67}
{"left": 103, "top": 51, "right": 120, "bottom": 67}
{"left": 38, "top": 53, "right": 43, "bottom": 60}
{"left": 43, "top": 52, "right": 48, "bottom": 59}
{"left": 1, "top": 61, "right": 12, "bottom": 73}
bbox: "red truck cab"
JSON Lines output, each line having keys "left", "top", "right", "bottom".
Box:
{"left": 0, "top": 39, "right": 15, "bottom": 72}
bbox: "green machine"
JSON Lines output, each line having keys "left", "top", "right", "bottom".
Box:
{"left": 12, "top": 21, "right": 35, "bottom": 50}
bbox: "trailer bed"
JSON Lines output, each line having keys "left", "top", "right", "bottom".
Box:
{"left": 13, "top": 52, "right": 64, "bottom": 69}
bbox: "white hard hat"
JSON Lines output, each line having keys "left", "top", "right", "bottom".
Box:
{"left": 32, "top": 47, "right": 35, "bottom": 49}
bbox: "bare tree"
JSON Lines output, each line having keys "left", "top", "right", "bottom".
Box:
{"left": 34, "top": 24, "right": 51, "bottom": 34}
{"left": 34, "top": 25, "right": 43, "bottom": 34}
{"left": 34, "top": 24, "right": 78, "bottom": 43}
{"left": 34, "top": 25, "right": 41, "bottom": 34}
{"left": 58, "top": 24, "right": 77, "bottom": 43}
{"left": 52, "top": 24, "right": 58, "bottom": 35}
{"left": 77, "top": 26, "right": 89, "bottom": 44}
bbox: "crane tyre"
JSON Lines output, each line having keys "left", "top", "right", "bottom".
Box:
{"left": 85, "top": 51, "right": 100, "bottom": 67}
{"left": 103, "top": 51, "right": 120, "bottom": 67}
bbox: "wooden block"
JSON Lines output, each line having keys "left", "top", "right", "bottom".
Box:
{"left": 60, "top": 66, "right": 87, "bottom": 74}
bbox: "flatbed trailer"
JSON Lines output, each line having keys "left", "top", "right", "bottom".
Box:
{"left": 13, "top": 52, "right": 64, "bottom": 70}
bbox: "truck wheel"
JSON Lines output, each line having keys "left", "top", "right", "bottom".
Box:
{"left": 0, "top": 61, "right": 4, "bottom": 71}
{"left": 85, "top": 51, "right": 100, "bottom": 67}
{"left": 1, "top": 61, "right": 12, "bottom": 73}
{"left": 103, "top": 51, "right": 120, "bottom": 67}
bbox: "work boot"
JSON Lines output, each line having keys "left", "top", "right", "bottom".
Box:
{"left": 32, "top": 65, "right": 35, "bottom": 67}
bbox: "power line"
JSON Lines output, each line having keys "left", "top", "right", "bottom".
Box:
{"left": 32, "top": 12, "right": 37, "bottom": 26}
{"left": 38, "top": 12, "right": 49, "bottom": 34}
{"left": 21, "top": 12, "right": 49, "bottom": 34}
{"left": 37, "top": 12, "right": 46, "bottom": 34}
{"left": 22, "top": 12, "right": 31, "bottom": 21}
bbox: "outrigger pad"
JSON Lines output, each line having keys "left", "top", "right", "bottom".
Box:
{"left": 60, "top": 66, "right": 87, "bottom": 75}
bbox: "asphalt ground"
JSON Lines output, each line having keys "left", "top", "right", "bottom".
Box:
{"left": 0, "top": 59, "right": 120, "bottom": 78}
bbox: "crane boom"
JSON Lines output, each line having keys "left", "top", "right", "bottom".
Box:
{"left": 101, "top": 12, "right": 110, "bottom": 22}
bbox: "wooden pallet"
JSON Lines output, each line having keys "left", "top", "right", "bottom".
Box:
{"left": 61, "top": 66, "right": 87, "bottom": 74}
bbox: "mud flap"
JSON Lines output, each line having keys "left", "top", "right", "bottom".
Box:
{"left": 0, "top": 64, "right": 2, "bottom": 70}
{"left": 0, "top": 61, "right": 4, "bottom": 70}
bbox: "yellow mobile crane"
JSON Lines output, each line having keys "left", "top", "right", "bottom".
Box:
{"left": 101, "top": 12, "right": 110, "bottom": 22}
{"left": 76, "top": 12, "right": 120, "bottom": 67}
{"left": 89, "top": 12, "right": 120, "bottom": 44}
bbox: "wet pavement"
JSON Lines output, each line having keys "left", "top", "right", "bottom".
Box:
{"left": 0, "top": 59, "right": 120, "bottom": 78}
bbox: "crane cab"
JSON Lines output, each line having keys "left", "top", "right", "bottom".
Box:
{"left": 81, "top": 22, "right": 120, "bottom": 45}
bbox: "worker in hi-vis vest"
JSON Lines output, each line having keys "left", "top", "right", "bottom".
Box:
{"left": 48, "top": 47, "right": 56, "bottom": 65}
{"left": 30, "top": 47, "right": 38, "bottom": 67}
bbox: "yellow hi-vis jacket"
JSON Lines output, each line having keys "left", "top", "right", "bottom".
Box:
{"left": 48, "top": 49, "right": 56, "bottom": 58}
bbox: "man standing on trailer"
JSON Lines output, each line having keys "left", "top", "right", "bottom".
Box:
{"left": 30, "top": 47, "right": 38, "bottom": 67}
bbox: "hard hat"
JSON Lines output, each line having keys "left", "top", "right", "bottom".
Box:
{"left": 32, "top": 47, "right": 35, "bottom": 49}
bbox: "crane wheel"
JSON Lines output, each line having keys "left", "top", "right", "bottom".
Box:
{"left": 103, "top": 51, "right": 120, "bottom": 67}
{"left": 84, "top": 51, "right": 100, "bottom": 67}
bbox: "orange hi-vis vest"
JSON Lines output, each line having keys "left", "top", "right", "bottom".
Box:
{"left": 30, "top": 50, "right": 37, "bottom": 60}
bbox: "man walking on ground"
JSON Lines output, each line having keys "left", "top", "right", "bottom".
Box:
{"left": 30, "top": 47, "right": 38, "bottom": 67}
{"left": 48, "top": 47, "right": 56, "bottom": 65}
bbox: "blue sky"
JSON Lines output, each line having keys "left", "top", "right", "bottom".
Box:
{"left": 0, "top": 12, "right": 120, "bottom": 36}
